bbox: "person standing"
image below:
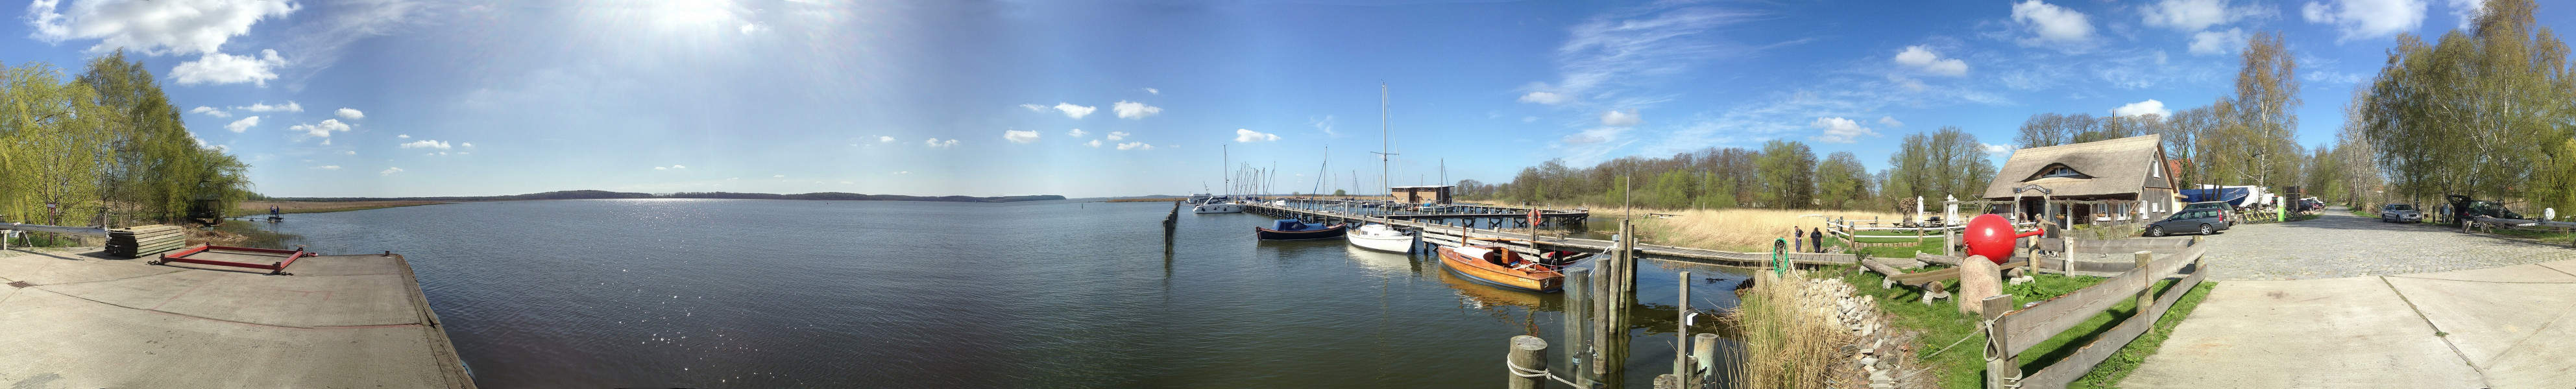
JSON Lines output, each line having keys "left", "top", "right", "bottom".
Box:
{"left": 1810, "top": 227, "right": 1825, "bottom": 253}
{"left": 1792, "top": 226, "right": 1804, "bottom": 254}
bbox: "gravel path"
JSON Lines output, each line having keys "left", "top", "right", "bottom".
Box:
{"left": 2198, "top": 207, "right": 2576, "bottom": 280}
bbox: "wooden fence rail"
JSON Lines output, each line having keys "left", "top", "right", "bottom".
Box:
{"left": 1983, "top": 244, "right": 2211, "bottom": 389}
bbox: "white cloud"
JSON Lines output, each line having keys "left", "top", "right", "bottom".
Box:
{"left": 237, "top": 101, "right": 301, "bottom": 112}
{"left": 1600, "top": 110, "right": 1642, "bottom": 126}
{"left": 1143, "top": 88, "right": 1160, "bottom": 95}
{"left": 400, "top": 139, "right": 452, "bottom": 149}
{"left": 1067, "top": 128, "right": 1088, "bottom": 137}
{"left": 1893, "top": 45, "right": 1969, "bottom": 77}
{"left": 190, "top": 106, "right": 228, "bottom": 117}
{"left": 2011, "top": 0, "right": 2095, "bottom": 47}
{"left": 1003, "top": 130, "right": 1040, "bottom": 143}
{"left": 893, "top": 171, "right": 911, "bottom": 175}
{"left": 1052, "top": 102, "right": 1096, "bottom": 119}
{"left": 288, "top": 119, "right": 350, "bottom": 140}
{"left": 396, "top": 134, "right": 409, "bottom": 139}
{"left": 925, "top": 138, "right": 958, "bottom": 148}
{"left": 1233, "top": 128, "right": 1280, "bottom": 143}
{"left": 1522, "top": 116, "right": 1539, "bottom": 123}
{"left": 224, "top": 116, "right": 259, "bottom": 133}
{"left": 1308, "top": 115, "right": 1338, "bottom": 136}
{"left": 1517, "top": 91, "right": 1570, "bottom": 105}
{"left": 1017, "top": 104, "right": 1044, "bottom": 112}
{"left": 335, "top": 108, "right": 364, "bottom": 120}
{"left": 380, "top": 167, "right": 404, "bottom": 176}
{"left": 462, "top": 142, "right": 474, "bottom": 148}
{"left": 2447, "top": 0, "right": 2486, "bottom": 27}
{"left": 2143, "top": 0, "right": 2258, "bottom": 32}
{"left": 2302, "top": 0, "right": 2426, "bottom": 41}
{"left": 654, "top": 167, "right": 666, "bottom": 171}
{"left": 171, "top": 49, "right": 286, "bottom": 86}
{"left": 1984, "top": 143, "right": 2018, "bottom": 155}
{"left": 2189, "top": 28, "right": 2250, "bottom": 54}
{"left": 737, "top": 23, "right": 766, "bottom": 34}
{"left": 344, "top": 150, "right": 356, "bottom": 156}
{"left": 671, "top": 165, "right": 686, "bottom": 169}
{"left": 878, "top": 136, "right": 895, "bottom": 143}
{"left": 1086, "top": 139, "right": 1102, "bottom": 147}
{"left": 1106, "top": 131, "right": 1129, "bottom": 141}
{"left": 773, "top": 174, "right": 786, "bottom": 178}
{"left": 315, "top": 165, "right": 339, "bottom": 170}
{"left": 1560, "top": 127, "right": 1627, "bottom": 144}
{"left": 1807, "top": 117, "right": 1881, "bottom": 144}
{"left": 1112, "top": 100, "right": 1161, "bottom": 119}
{"left": 24, "top": 0, "right": 298, "bottom": 55}
{"left": 2112, "top": 99, "right": 2173, "bottom": 117}
{"left": 1116, "top": 142, "right": 1154, "bottom": 150}
{"left": 1878, "top": 116, "right": 1904, "bottom": 128}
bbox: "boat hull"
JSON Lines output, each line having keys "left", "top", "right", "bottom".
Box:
{"left": 1256, "top": 224, "right": 1347, "bottom": 240}
{"left": 1192, "top": 204, "right": 1243, "bottom": 213}
{"left": 1346, "top": 231, "right": 1415, "bottom": 253}
{"left": 1435, "top": 246, "right": 1562, "bottom": 292}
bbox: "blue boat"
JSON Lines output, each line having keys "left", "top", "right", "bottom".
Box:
{"left": 2180, "top": 187, "right": 2252, "bottom": 206}
{"left": 1255, "top": 219, "right": 1347, "bottom": 240}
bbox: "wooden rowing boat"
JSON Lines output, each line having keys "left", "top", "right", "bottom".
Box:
{"left": 1435, "top": 245, "right": 1568, "bottom": 292}
{"left": 1256, "top": 219, "right": 1348, "bottom": 241}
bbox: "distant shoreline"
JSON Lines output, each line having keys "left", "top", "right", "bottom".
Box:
{"left": 260, "top": 190, "right": 1067, "bottom": 204}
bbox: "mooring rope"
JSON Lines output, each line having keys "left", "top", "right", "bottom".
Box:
{"left": 1919, "top": 317, "right": 1995, "bottom": 359}
{"left": 1505, "top": 360, "right": 1586, "bottom": 388}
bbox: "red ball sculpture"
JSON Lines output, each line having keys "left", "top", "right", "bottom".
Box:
{"left": 1963, "top": 213, "right": 2045, "bottom": 264}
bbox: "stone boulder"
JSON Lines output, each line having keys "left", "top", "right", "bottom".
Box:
{"left": 1957, "top": 255, "right": 2002, "bottom": 315}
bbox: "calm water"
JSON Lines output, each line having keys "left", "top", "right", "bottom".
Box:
{"left": 256, "top": 199, "right": 1747, "bottom": 388}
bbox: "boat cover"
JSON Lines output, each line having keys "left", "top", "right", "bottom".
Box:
{"left": 1272, "top": 220, "right": 1311, "bottom": 231}
{"left": 1451, "top": 246, "right": 1494, "bottom": 259}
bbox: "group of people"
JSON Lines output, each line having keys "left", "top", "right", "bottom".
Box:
{"left": 1789, "top": 226, "right": 1826, "bottom": 253}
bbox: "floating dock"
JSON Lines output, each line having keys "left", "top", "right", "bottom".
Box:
{"left": 1243, "top": 202, "right": 1859, "bottom": 268}
{"left": 0, "top": 247, "right": 473, "bottom": 388}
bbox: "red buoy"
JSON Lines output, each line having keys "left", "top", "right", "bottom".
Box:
{"left": 1963, "top": 213, "right": 2045, "bottom": 264}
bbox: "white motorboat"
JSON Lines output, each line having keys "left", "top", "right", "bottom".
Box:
{"left": 1344, "top": 223, "right": 1416, "bottom": 253}
{"left": 1193, "top": 202, "right": 1243, "bottom": 213}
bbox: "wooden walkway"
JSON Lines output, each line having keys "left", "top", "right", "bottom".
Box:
{"left": 1243, "top": 203, "right": 1858, "bottom": 268}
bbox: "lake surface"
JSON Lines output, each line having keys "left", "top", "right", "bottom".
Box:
{"left": 257, "top": 199, "right": 1747, "bottom": 388}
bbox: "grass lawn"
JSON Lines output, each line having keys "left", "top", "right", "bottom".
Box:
{"left": 1829, "top": 266, "right": 2220, "bottom": 388}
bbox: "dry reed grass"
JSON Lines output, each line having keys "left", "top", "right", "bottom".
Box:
{"left": 1623, "top": 208, "right": 1903, "bottom": 252}
{"left": 1722, "top": 272, "right": 1853, "bottom": 389}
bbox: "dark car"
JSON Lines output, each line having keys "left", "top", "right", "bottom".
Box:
{"left": 2180, "top": 201, "right": 2235, "bottom": 226}
{"left": 2145, "top": 209, "right": 2231, "bottom": 237}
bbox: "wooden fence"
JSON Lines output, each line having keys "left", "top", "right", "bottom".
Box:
{"left": 1982, "top": 244, "right": 2211, "bottom": 389}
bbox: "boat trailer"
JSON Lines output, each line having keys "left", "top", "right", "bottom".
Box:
{"left": 153, "top": 245, "right": 312, "bottom": 276}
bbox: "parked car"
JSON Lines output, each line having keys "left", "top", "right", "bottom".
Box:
{"left": 2180, "top": 201, "right": 2235, "bottom": 226}
{"left": 2300, "top": 199, "right": 2325, "bottom": 212}
{"left": 2380, "top": 204, "right": 2423, "bottom": 223}
{"left": 2145, "top": 209, "right": 2231, "bottom": 237}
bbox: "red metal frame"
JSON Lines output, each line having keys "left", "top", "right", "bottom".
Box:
{"left": 154, "top": 245, "right": 310, "bottom": 275}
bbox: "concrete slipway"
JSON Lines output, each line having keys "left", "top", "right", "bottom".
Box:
{"left": 0, "top": 248, "right": 473, "bottom": 388}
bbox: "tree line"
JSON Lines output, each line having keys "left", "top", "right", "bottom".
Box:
{"left": 1, "top": 51, "right": 250, "bottom": 227}
{"left": 1455, "top": 126, "right": 1994, "bottom": 212}
{"left": 2355, "top": 0, "right": 2576, "bottom": 215}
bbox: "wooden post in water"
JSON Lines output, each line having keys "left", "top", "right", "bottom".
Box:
{"left": 1562, "top": 268, "right": 1593, "bottom": 385}
{"left": 1673, "top": 270, "right": 1692, "bottom": 384}
{"left": 1507, "top": 335, "right": 1549, "bottom": 389}
{"left": 1692, "top": 333, "right": 1718, "bottom": 386}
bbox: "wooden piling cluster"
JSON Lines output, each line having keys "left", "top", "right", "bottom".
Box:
{"left": 107, "top": 225, "right": 187, "bottom": 258}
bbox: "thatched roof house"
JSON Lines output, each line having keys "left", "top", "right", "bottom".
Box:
{"left": 1982, "top": 134, "right": 2182, "bottom": 223}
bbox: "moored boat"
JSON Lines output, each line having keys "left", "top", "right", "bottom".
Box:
{"left": 1256, "top": 219, "right": 1347, "bottom": 240}
{"left": 1435, "top": 245, "right": 1583, "bottom": 292}
{"left": 1344, "top": 224, "right": 1415, "bottom": 253}
{"left": 1193, "top": 202, "right": 1244, "bottom": 213}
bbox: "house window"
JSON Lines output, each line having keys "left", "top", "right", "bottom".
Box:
{"left": 2152, "top": 158, "right": 2164, "bottom": 178}
{"left": 2041, "top": 166, "right": 2084, "bottom": 178}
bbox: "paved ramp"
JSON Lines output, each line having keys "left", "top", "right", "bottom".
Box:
{"left": 2125, "top": 211, "right": 2576, "bottom": 388}
{"left": 0, "top": 248, "right": 472, "bottom": 388}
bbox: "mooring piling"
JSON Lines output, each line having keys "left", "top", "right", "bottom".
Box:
{"left": 1507, "top": 335, "right": 1549, "bottom": 389}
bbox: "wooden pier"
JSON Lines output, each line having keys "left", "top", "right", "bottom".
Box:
{"left": 1243, "top": 202, "right": 1859, "bottom": 268}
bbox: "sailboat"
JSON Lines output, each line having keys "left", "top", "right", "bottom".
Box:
{"left": 1194, "top": 145, "right": 1243, "bottom": 213}
{"left": 1347, "top": 82, "right": 1416, "bottom": 252}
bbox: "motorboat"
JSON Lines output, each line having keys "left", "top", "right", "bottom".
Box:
{"left": 1435, "top": 245, "right": 1585, "bottom": 292}
{"left": 1255, "top": 219, "right": 1347, "bottom": 240}
{"left": 1344, "top": 224, "right": 1416, "bottom": 253}
{"left": 1193, "top": 202, "right": 1243, "bottom": 213}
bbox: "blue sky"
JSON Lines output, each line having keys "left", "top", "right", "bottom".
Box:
{"left": 7, "top": 0, "right": 2562, "bottom": 198}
